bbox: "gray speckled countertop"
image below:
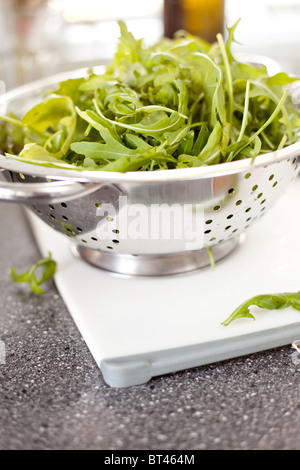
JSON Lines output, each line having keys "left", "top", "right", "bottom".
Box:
{"left": 1, "top": 202, "right": 300, "bottom": 450}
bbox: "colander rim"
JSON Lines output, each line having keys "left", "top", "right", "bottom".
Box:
{"left": 0, "top": 141, "right": 300, "bottom": 184}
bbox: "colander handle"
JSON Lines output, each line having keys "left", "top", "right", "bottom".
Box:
{"left": 0, "top": 179, "right": 101, "bottom": 203}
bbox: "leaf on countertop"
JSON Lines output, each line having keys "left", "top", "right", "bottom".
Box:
{"left": 11, "top": 252, "right": 57, "bottom": 295}
{"left": 222, "top": 291, "right": 300, "bottom": 326}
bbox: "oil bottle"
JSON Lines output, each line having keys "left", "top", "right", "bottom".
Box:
{"left": 164, "top": 0, "right": 225, "bottom": 42}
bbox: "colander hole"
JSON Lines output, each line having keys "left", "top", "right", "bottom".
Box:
{"left": 76, "top": 227, "right": 83, "bottom": 232}
{"left": 261, "top": 207, "right": 266, "bottom": 212}
{"left": 106, "top": 216, "right": 114, "bottom": 222}
{"left": 107, "top": 246, "right": 113, "bottom": 250}
{"left": 204, "top": 230, "right": 211, "bottom": 234}
{"left": 257, "top": 193, "right": 263, "bottom": 199}
{"left": 62, "top": 215, "right": 68, "bottom": 221}
{"left": 49, "top": 204, "right": 55, "bottom": 210}
{"left": 252, "top": 185, "right": 258, "bottom": 191}
{"left": 210, "top": 237, "right": 216, "bottom": 242}
{"left": 225, "top": 226, "right": 231, "bottom": 230}
{"left": 112, "top": 240, "right": 120, "bottom": 244}
{"left": 236, "top": 200, "right": 242, "bottom": 206}
{"left": 261, "top": 199, "right": 266, "bottom": 205}
{"left": 91, "top": 237, "right": 98, "bottom": 241}
{"left": 81, "top": 239, "right": 87, "bottom": 243}
{"left": 37, "top": 209, "right": 42, "bottom": 215}
{"left": 245, "top": 173, "right": 251, "bottom": 179}
{"left": 61, "top": 203, "right": 67, "bottom": 208}
{"left": 246, "top": 217, "right": 251, "bottom": 222}
{"left": 112, "top": 229, "right": 120, "bottom": 234}
{"left": 213, "top": 205, "right": 221, "bottom": 211}
{"left": 245, "top": 207, "right": 251, "bottom": 213}
{"left": 272, "top": 182, "right": 278, "bottom": 188}
{"left": 50, "top": 214, "right": 56, "bottom": 220}
{"left": 95, "top": 203, "right": 102, "bottom": 208}
{"left": 228, "top": 188, "right": 235, "bottom": 194}
{"left": 232, "top": 229, "right": 238, "bottom": 233}
{"left": 293, "top": 158, "right": 297, "bottom": 164}
{"left": 66, "top": 228, "right": 72, "bottom": 233}
{"left": 19, "top": 173, "right": 25, "bottom": 180}
{"left": 227, "top": 214, "right": 233, "bottom": 219}
{"left": 269, "top": 174, "right": 274, "bottom": 181}
{"left": 205, "top": 219, "right": 213, "bottom": 225}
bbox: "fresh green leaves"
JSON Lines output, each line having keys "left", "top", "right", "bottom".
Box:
{"left": 187, "top": 52, "right": 226, "bottom": 127}
{"left": 11, "top": 252, "right": 57, "bottom": 294}
{"left": 222, "top": 291, "right": 300, "bottom": 326}
{"left": 21, "top": 95, "right": 77, "bottom": 159}
{"left": 1, "top": 20, "right": 300, "bottom": 172}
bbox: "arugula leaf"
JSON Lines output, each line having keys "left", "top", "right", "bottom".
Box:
{"left": 217, "top": 32, "right": 234, "bottom": 124}
{"left": 188, "top": 52, "right": 226, "bottom": 127}
{"left": 223, "top": 88, "right": 289, "bottom": 160}
{"left": 22, "top": 95, "right": 77, "bottom": 159}
{"left": 11, "top": 252, "right": 57, "bottom": 294}
{"left": 74, "top": 107, "right": 123, "bottom": 142}
{"left": 192, "top": 125, "right": 210, "bottom": 155}
{"left": 0, "top": 114, "right": 25, "bottom": 154}
{"left": 55, "top": 78, "right": 87, "bottom": 104}
{"left": 92, "top": 102, "right": 186, "bottom": 136}
{"left": 71, "top": 128, "right": 157, "bottom": 160}
{"left": 266, "top": 73, "right": 300, "bottom": 87}
{"left": 222, "top": 291, "right": 300, "bottom": 326}
{"left": 225, "top": 18, "right": 242, "bottom": 64}
{"left": 198, "top": 121, "right": 223, "bottom": 164}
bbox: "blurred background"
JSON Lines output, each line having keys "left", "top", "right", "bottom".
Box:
{"left": 0, "top": 0, "right": 300, "bottom": 90}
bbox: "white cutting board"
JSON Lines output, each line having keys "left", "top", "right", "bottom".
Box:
{"left": 26, "top": 180, "right": 300, "bottom": 387}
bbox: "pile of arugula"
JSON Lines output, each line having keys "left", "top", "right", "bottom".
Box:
{"left": 1, "top": 20, "right": 300, "bottom": 172}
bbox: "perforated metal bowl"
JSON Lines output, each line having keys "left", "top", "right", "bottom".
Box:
{"left": 0, "top": 65, "right": 299, "bottom": 276}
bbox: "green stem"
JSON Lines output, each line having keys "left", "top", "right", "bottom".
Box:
{"left": 0, "top": 115, "right": 24, "bottom": 127}
{"left": 206, "top": 246, "right": 215, "bottom": 271}
{"left": 277, "top": 134, "right": 288, "bottom": 150}
{"left": 228, "top": 80, "right": 250, "bottom": 161}
{"left": 93, "top": 99, "right": 184, "bottom": 134}
{"left": 217, "top": 33, "right": 234, "bottom": 125}
{"left": 261, "top": 131, "right": 275, "bottom": 150}
{"left": 226, "top": 88, "right": 289, "bottom": 160}
{"left": 0, "top": 114, "right": 50, "bottom": 139}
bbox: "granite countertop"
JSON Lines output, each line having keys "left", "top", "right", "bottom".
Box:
{"left": 0, "top": 201, "right": 300, "bottom": 451}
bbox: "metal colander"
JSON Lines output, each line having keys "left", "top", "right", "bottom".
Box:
{"left": 0, "top": 67, "right": 299, "bottom": 276}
